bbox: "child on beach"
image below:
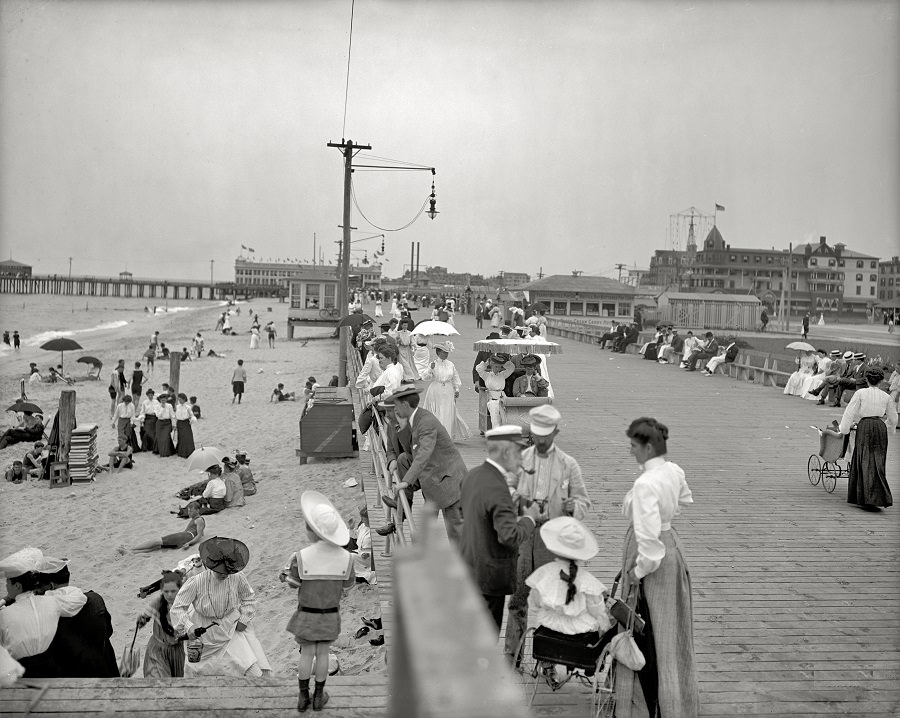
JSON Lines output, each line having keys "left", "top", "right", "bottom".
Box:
{"left": 283, "top": 491, "right": 355, "bottom": 712}
{"left": 231, "top": 360, "right": 247, "bottom": 404}
{"left": 137, "top": 571, "right": 187, "bottom": 677}
{"left": 189, "top": 396, "right": 201, "bottom": 420}
{"left": 143, "top": 344, "right": 156, "bottom": 374}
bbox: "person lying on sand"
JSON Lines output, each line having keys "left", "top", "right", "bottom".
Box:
{"left": 119, "top": 503, "right": 205, "bottom": 554}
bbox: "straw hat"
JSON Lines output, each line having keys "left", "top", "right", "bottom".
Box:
{"left": 199, "top": 537, "right": 250, "bottom": 575}
{"left": 301, "top": 491, "right": 350, "bottom": 547}
{"left": 433, "top": 340, "right": 453, "bottom": 353}
{"left": 540, "top": 517, "right": 599, "bottom": 562}
{"left": 485, "top": 425, "right": 530, "bottom": 446}
{"left": 529, "top": 405, "right": 561, "bottom": 436}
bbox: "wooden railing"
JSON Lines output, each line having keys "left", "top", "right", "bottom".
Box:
{"left": 343, "top": 334, "right": 531, "bottom": 718}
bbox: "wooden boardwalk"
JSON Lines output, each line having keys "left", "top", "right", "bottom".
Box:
{"left": 3, "top": 314, "right": 897, "bottom": 716}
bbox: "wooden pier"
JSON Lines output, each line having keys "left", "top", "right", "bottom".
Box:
{"left": 2, "top": 314, "right": 898, "bottom": 716}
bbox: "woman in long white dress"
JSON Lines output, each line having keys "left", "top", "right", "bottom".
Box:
{"left": 394, "top": 318, "right": 419, "bottom": 382}
{"left": 249, "top": 327, "right": 260, "bottom": 350}
{"left": 803, "top": 350, "right": 837, "bottom": 400}
{"left": 421, "top": 341, "right": 470, "bottom": 440}
{"left": 784, "top": 350, "right": 816, "bottom": 396}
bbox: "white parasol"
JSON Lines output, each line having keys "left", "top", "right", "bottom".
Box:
{"left": 785, "top": 341, "right": 816, "bottom": 352}
{"left": 185, "top": 446, "right": 227, "bottom": 472}
{"left": 411, "top": 320, "right": 459, "bottom": 336}
{"left": 472, "top": 338, "right": 563, "bottom": 355}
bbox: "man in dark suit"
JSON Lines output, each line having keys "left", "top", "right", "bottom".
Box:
{"left": 684, "top": 332, "right": 720, "bottom": 371}
{"left": 375, "top": 396, "right": 415, "bottom": 536}
{"left": 388, "top": 385, "right": 468, "bottom": 544}
{"left": 460, "top": 425, "right": 541, "bottom": 633}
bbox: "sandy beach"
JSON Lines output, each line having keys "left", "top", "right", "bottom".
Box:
{"left": 0, "top": 299, "right": 385, "bottom": 676}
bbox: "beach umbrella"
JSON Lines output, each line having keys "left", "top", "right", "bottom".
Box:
{"left": 785, "top": 341, "right": 816, "bottom": 352}
{"left": 185, "top": 446, "right": 227, "bottom": 472}
{"left": 336, "top": 313, "right": 373, "bottom": 329}
{"left": 472, "top": 338, "right": 563, "bottom": 355}
{"left": 410, "top": 320, "right": 459, "bottom": 336}
{"left": 77, "top": 356, "right": 103, "bottom": 378}
{"left": 39, "top": 338, "right": 83, "bottom": 373}
{"left": 6, "top": 401, "right": 43, "bottom": 415}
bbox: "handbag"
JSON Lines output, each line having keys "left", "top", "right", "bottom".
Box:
{"left": 604, "top": 571, "right": 645, "bottom": 635}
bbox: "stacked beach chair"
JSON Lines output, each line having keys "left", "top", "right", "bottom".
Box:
{"left": 69, "top": 424, "right": 99, "bottom": 482}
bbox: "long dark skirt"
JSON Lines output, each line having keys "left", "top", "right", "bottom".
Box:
{"left": 156, "top": 419, "right": 175, "bottom": 457}
{"left": 847, "top": 416, "right": 892, "bottom": 508}
{"left": 142, "top": 415, "right": 157, "bottom": 454}
{"left": 175, "top": 419, "right": 195, "bottom": 458}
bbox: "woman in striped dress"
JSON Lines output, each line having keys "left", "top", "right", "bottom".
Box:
{"left": 169, "top": 537, "right": 270, "bottom": 677}
{"left": 616, "top": 417, "right": 699, "bottom": 718}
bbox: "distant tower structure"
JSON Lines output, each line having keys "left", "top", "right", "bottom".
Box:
{"left": 668, "top": 207, "right": 714, "bottom": 252}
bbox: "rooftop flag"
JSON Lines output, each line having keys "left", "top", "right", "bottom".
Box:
{"left": 715, "top": 204, "right": 725, "bottom": 212}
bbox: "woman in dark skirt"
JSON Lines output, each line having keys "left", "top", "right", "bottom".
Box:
{"left": 155, "top": 395, "right": 176, "bottom": 457}
{"left": 174, "top": 393, "right": 196, "bottom": 458}
{"left": 839, "top": 367, "right": 898, "bottom": 510}
{"left": 140, "top": 389, "right": 158, "bottom": 453}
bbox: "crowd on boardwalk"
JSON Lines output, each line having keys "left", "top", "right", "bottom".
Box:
{"left": 3, "top": 299, "right": 896, "bottom": 718}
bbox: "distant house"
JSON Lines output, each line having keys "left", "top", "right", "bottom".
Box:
{"left": 119, "top": 271, "right": 134, "bottom": 281}
{"left": 517, "top": 274, "right": 636, "bottom": 319}
{"left": 657, "top": 291, "right": 761, "bottom": 331}
{"left": 0, "top": 258, "right": 32, "bottom": 277}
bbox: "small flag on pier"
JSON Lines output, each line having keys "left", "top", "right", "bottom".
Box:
{"left": 248, "top": 247, "right": 256, "bottom": 253}
{"left": 241, "top": 244, "right": 248, "bottom": 250}
{"left": 715, "top": 204, "right": 725, "bottom": 212}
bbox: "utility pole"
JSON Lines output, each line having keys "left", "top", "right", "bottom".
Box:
{"left": 785, "top": 242, "right": 792, "bottom": 333}
{"left": 615, "top": 263, "right": 626, "bottom": 282}
{"left": 210, "top": 259, "right": 214, "bottom": 285}
{"left": 327, "top": 138, "right": 371, "bottom": 386}
{"left": 537, "top": 266, "right": 544, "bottom": 280}
{"left": 68, "top": 257, "right": 72, "bottom": 281}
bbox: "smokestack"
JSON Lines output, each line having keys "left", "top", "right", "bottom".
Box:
{"left": 410, "top": 242, "right": 415, "bottom": 284}
{"left": 416, "top": 242, "right": 421, "bottom": 284}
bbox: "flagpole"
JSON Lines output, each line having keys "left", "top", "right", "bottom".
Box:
{"left": 713, "top": 204, "right": 717, "bottom": 227}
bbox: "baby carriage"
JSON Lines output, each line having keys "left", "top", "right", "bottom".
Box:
{"left": 807, "top": 424, "right": 854, "bottom": 494}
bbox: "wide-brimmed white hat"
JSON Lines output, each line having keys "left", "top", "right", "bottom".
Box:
{"left": 540, "top": 517, "right": 598, "bottom": 562}
{"left": 301, "top": 491, "right": 350, "bottom": 547}
{"left": 432, "top": 340, "right": 453, "bottom": 353}
{"left": 0, "top": 547, "right": 44, "bottom": 579}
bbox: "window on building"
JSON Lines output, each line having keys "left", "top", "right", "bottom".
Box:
{"left": 870, "top": 274, "right": 877, "bottom": 282}
{"left": 828, "top": 259, "right": 835, "bottom": 267}
{"left": 553, "top": 301, "right": 568, "bottom": 315}
{"left": 305, "top": 283, "right": 320, "bottom": 309}
{"left": 742, "top": 255, "right": 749, "bottom": 263}
{"left": 729, "top": 255, "right": 736, "bottom": 262}
{"left": 838, "top": 260, "right": 845, "bottom": 267}
{"left": 601, "top": 302, "right": 616, "bottom": 316}
{"left": 585, "top": 302, "right": 600, "bottom": 316}
{"left": 856, "top": 286, "right": 861, "bottom": 295}
{"left": 324, "top": 284, "right": 336, "bottom": 308}
{"left": 791, "top": 283, "right": 796, "bottom": 291}
{"left": 754, "top": 256, "right": 761, "bottom": 263}
{"left": 855, "top": 273, "right": 863, "bottom": 282}
{"left": 809, "top": 258, "right": 817, "bottom": 266}
{"left": 871, "top": 261, "right": 877, "bottom": 269}
{"left": 569, "top": 302, "right": 584, "bottom": 316}
{"left": 870, "top": 287, "right": 876, "bottom": 296}
{"left": 856, "top": 260, "right": 864, "bottom": 269}
{"left": 618, "top": 303, "right": 631, "bottom": 317}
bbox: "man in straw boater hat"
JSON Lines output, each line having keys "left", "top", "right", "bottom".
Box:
{"left": 379, "top": 385, "right": 468, "bottom": 544}
{"left": 170, "top": 536, "right": 270, "bottom": 677}
{"left": 459, "top": 425, "right": 542, "bottom": 633}
{"left": 504, "top": 405, "right": 591, "bottom": 666}
{"left": 284, "top": 491, "right": 355, "bottom": 712}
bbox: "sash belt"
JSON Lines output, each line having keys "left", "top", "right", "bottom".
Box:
{"left": 300, "top": 606, "right": 339, "bottom": 614}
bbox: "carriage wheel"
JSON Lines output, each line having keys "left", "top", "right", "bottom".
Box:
{"left": 822, "top": 462, "right": 838, "bottom": 493}
{"left": 807, "top": 455, "right": 822, "bottom": 486}
{"left": 592, "top": 648, "right": 616, "bottom": 718}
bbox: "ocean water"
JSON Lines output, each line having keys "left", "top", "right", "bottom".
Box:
{"left": 0, "top": 295, "right": 229, "bottom": 355}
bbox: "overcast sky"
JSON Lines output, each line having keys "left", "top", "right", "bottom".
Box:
{"left": 1, "top": 0, "right": 898, "bottom": 282}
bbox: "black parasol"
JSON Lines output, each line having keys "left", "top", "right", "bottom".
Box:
{"left": 40, "top": 338, "right": 83, "bottom": 373}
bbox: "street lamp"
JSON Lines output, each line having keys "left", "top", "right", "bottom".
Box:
{"left": 426, "top": 170, "right": 439, "bottom": 220}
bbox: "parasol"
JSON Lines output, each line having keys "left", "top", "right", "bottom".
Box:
{"left": 785, "top": 341, "right": 816, "bottom": 352}
{"left": 411, "top": 320, "right": 459, "bottom": 337}
{"left": 6, "top": 401, "right": 43, "bottom": 415}
{"left": 40, "top": 338, "right": 83, "bottom": 373}
{"left": 336, "top": 313, "right": 373, "bottom": 329}
{"left": 185, "top": 446, "right": 227, "bottom": 472}
{"left": 472, "top": 338, "right": 563, "bottom": 355}
{"left": 77, "top": 356, "right": 104, "bottom": 379}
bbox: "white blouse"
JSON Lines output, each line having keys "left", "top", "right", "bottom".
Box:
{"left": 622, "top": 457, "right": 693, "bottom": 579}
{"left": 421, "top": 358, "right": 462, "bottom": 390}
{"left": 839, "top": 387, "right": 898, "bottom": 434}
{"left": 0, "top": 588, "right": 87, "bottom": 659}
{"left": 174, "top": 404, "right": 194, "bottom": 421}
{"left": 526, "top": 559, "right": 613, "bottom": 635}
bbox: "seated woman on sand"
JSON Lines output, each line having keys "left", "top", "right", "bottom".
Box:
{"left": 119, "top": 502, "right": 205, "bottom": 554}
{"left": 0, "top": 412, "right": 45, "bottom": 450}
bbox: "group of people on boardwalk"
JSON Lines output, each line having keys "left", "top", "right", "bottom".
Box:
{"left": 783, "top": 348, "right": 898, "bottom": 510}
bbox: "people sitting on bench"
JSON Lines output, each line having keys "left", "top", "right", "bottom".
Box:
{"left": 683, "top": 332, "right": 719, "bottom": 372}
{"left": 613, "top": 323, "right": 640, "bottom": 353}
{"left": 597, "top": 321, "right": 622, "bottom": 350}
{"left": 657, "top": 329, "right": 684, "bottom": 364}
{"left": 702, "top": 338, "right": 740, "bottom": 376}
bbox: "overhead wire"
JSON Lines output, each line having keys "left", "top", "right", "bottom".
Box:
{"left": 341, "top": 0, "right": 355, "bottom": 140}
{"left": 351, "top": 178, "right": 429, "bottom": 232}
